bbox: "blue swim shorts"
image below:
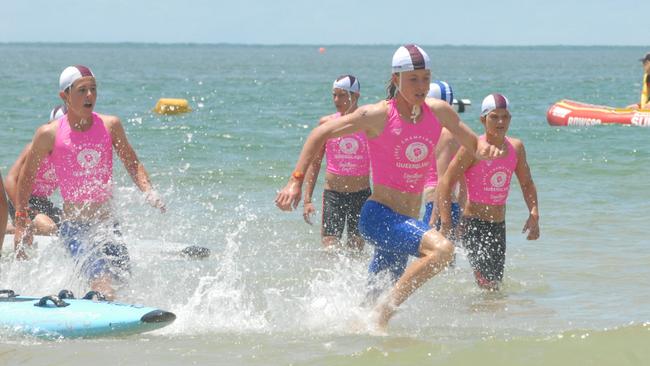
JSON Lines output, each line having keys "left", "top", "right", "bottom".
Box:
{"left": 359, "top": 200, "right": 429, "bottom": 257}
{"left": 359, "top": 200, "right": 432, "bottom": 280}
{"left": 59, "top": 221, "right": 131, "bottom": 282}
{"left": 422, "top": 201, "right": 461, "bottom": 230}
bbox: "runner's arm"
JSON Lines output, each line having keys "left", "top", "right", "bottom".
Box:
{"left": 275, "top": 103, "right": 385, "bottom": 211}
{"left": 14, "top": 125, "right": 54, "bottom": 256}
{"left": 302, "top": 145, "right": 325, "bottom": 224}
{"left": 437, "top": 146, "right": 474, "bottom": 238}
{"left": 108, "top": 116, "right": 165, "bottom": 212}
{"left": 513, "top": 140, "right": 539, "bottom": 240}
{"left": 431, "top": 101, "right": 502, "bottom": 159}
{"left": 5, "top": 145, "right": 30, "bottom": 205}
{"left": 303, "top": 116, "right": 332, "bottom": 207}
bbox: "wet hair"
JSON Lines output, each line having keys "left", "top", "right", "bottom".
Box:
{"left": 386, "top": 75, "right": 398, "bottom": 100}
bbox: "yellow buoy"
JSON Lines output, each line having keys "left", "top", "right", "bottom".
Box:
{"left": 153, "top": 98, "right": 191, "bottom": 115}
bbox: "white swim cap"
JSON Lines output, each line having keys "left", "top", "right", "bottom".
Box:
{"left": 59, "top": 65, "right": 95, "bottom": 91}
{"left": 481, "top": 93, "right": 510, "bottom": 116}
{"left": 332, "top": 75, "right": 360, "bottom": 94}
{"left": 428, "top": 81, "right": 454, "bottom": 105}
{"left": 49, "top": 105, "right": 67, "bottom": 120}
{"left": 391, "top": 44, "right": 431, "bottom": 73}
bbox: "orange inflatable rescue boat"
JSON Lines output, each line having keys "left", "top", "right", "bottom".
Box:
{"left": 547, "top": 100, "right": 650, "bottom": 127}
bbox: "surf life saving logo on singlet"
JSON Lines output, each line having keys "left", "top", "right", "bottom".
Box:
{"left": 482, "top": 161, "right": 511, "bottom": 203}
{"left": 404, "top": 142, "right": 429, "bottom": 163}
{"left": 338, "top": 137, "right": 359, "bottom": 154}
{"left": 77, "top": 148, "right": 102, "bottom": 169}
{"left": 393, "top": 136, "right": 434, "bottom": 187}
{"left": 325, "top": 125, "right": 370, "bottom": 176}
{"left": 58, "top": 139, "right": 110, "bottom": 178}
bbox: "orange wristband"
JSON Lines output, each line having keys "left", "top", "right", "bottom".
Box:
{"left": 292, "top": 170, "right": 305, "bottom": 181}
{"left": 15, "top": 210, "right": 29, "bottom": 219}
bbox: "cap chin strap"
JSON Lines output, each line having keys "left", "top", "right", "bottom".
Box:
{"left": 397, "top": 75, "right": 421, "bottom": 122}
{"left": 345, "top": 93, "right": 354, "bottom": 115}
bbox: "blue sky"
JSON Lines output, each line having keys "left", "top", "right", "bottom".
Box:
{"left": 1, "top": 0, "right": 646, "bottom": 45}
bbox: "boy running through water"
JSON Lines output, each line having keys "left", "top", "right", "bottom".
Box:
{"left": 14, "top": 65, "right": 165, "bottom": 299}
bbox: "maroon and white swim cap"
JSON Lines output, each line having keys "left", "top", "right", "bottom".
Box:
{"left": 391, "top": 44, "right": 431, "bottom": 73}
{"left": 481, "top": 93, "right": 510, "bottom": 116}
{"left": 332, "top": 75, "right": 360, "bottom": 94}
{"left": 59, "top": 65, "right": 95, "bottom": 91}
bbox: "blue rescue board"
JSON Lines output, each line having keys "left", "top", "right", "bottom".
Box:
{"left": 0, "top": 291, "right": 175, "bottom": 338}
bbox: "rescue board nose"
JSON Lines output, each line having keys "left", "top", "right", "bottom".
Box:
{"left": 141, "top": 309, "right": 176, "bottom": 324}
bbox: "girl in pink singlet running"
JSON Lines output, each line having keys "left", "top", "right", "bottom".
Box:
{"left": 437, "top": 93, "right": 540, "bottom": 290}
{"left": 276, "top": 45, "right": 503, "bottom": 331}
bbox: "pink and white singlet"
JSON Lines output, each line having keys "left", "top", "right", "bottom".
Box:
{"left": 367, "top": 99, "right": 442, "bottom": 193}
{"left": 52, "top": 113, "right": 113, "bottom": 203}
{"left": 464, "top": 135, "right": 518, "bottom": 205}
{"left": 324, "top": 113, "right": 370, "bottom": 176}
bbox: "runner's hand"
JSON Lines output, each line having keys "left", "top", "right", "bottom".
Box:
{"left": 275, "top": 179, "right": 302, "bottom": 211}
{"left": 303, "top": 201, "right": 315, "bottom": 225}
{"left": 522, "top": 214, "right": 540, "bottom": 240}
{"left": 145, "top": 190, "right": 167, "bottom": 213}
{"left": 476, "top": 138, "right": 504, "bottom": 160}
{"left": 13, "top": 217, "right": 33, "bottom": 260}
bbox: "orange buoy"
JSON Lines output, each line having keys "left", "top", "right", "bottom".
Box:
{"left": 318, "top": 47, "right": 326, "bottom": 54}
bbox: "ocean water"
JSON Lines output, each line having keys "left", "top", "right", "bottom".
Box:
{"left": 0, "top": 44, "right": 649, "bottom": 365}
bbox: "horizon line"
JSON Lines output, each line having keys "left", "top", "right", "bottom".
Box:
{"left": 0, "top": 41, "right": 644, "bottom": 48}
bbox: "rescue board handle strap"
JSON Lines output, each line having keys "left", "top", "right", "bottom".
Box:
{"left": 34, "top": 295, "right": 69, "bottom": 308}
{"left": 0, "top": 289, "right": 17, "bottom": 298}
{"left": 82, "top": 291, "right": 106, "bottom": 301}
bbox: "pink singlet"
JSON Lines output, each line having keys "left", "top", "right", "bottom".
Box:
{"left": 51, "top": 113, "right": 113, "bottom": 203}
{"left": 32, "top": 155, "right": 57, "bottom": 197}
{"left": 464, "top": 135, "right": 518, "bottom": 205}
{"left": 367, "top": 99, "right": 442, "bottom": 193}
{"left": 325, "top": 113, "right": 370, "bottom": 176}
